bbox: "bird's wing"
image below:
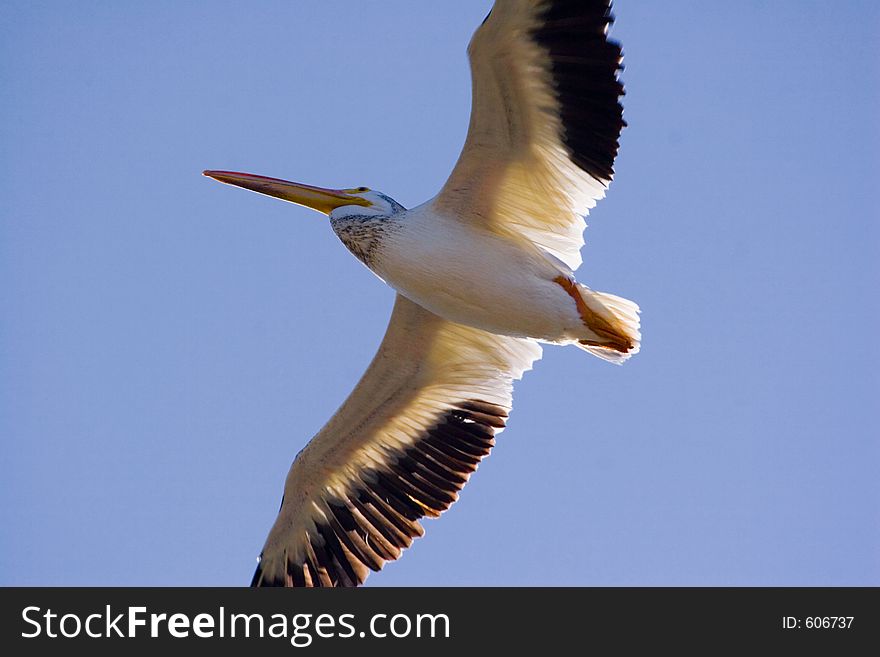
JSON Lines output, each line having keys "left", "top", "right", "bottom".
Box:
{"left": 434, "top": 0, "right": 625, "bottom": 270}
{"left": 252, "top": 294, "right": 541, "bottom": 587}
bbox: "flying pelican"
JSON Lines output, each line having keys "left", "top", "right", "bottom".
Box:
{"left": 205, "top": 0, "right": 638, "bottom": 587}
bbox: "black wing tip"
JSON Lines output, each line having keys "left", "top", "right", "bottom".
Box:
{"left": 533, "top": 0, "right": 626, "bottom": 184}
{"left": 252, "top": 399, "right": 508, "bottom": 588}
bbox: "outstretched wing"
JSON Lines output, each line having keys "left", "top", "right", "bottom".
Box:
{"left": 434, "top": 0, "right": 625, "bottom": 270}
{"left": 252, "top": 294, "right": 541, "bottom": 587}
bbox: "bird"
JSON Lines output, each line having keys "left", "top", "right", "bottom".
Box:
{"left": 204, "top": 0, "right": 638, "bottom": 587}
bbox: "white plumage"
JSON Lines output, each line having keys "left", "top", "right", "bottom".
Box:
{"left": 204, "top": 0, "right": 639, "bottom": 587}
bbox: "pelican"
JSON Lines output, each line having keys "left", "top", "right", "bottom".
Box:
{"left": 205, "top": 0, "right": 638, "bottom": 587}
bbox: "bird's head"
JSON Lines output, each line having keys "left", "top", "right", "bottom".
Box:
{"left": 202, "top": 170, "right": 403, "bottom": 219}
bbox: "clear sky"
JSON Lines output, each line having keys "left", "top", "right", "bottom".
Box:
{"left": 2, "top": 1, "right": 877, "bottom": 586}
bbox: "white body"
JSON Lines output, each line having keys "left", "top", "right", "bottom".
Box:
{"left": 373, "top": 201, "right": 587, "bottom": 343}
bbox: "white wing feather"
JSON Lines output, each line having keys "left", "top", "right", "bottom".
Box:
{"left": 435, "top": 0, "right": 624, "bottom": 270}
{"left": 252, "top": 294, "right": 541, "bottom": 586}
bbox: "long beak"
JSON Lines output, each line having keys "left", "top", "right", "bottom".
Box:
{"left": 202, "top": 170, "right": 370, "bottom": 215}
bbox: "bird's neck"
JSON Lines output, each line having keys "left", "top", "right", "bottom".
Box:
{"left": 330, "top": 214, "right": 400, "bottom": 268}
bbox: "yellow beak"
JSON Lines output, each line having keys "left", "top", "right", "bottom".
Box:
{"left": 203, "top": 170, "right": 371, "bottom": 215}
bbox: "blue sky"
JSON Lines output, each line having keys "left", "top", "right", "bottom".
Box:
{"left": 2, "top": 1, "right": 877, "bottom": 586}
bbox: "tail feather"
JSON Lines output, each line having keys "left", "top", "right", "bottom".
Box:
{"left": 575, "top": 286, "right": 641, "bottom": 364}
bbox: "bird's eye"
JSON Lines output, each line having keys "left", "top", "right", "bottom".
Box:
{"left": 356, "top": 187, "right": 369, "bottom": 193}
